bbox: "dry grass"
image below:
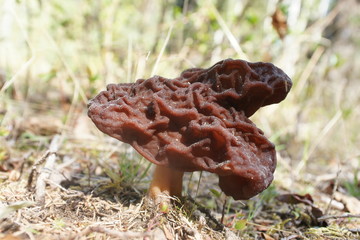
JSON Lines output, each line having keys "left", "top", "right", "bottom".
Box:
{"left": 1, "top": 0, "right": 360, "bottom": 239}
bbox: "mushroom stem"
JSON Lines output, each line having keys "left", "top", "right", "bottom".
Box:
{"left": 148, "top": 165, "right": 184, "bottom": 201}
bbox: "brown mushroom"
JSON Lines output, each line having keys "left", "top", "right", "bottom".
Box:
{"left": 88, "top": 59, "right": 292, "bottom": 201}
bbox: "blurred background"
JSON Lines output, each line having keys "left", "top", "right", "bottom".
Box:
{"left": 0, "top": 0, "right": 360, "bottom": 237}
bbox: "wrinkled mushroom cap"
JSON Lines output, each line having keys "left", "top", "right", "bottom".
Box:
{"left": 88, "top": 59, "right": 292, "bottom": 200}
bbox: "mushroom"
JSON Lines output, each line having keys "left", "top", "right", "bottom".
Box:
{"left": 88, "top": 59, "right": 292, "bottom": 201}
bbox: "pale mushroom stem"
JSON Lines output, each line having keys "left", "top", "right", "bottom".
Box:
{"left": 148, "top": 165, "right": 184, "bottom": 201}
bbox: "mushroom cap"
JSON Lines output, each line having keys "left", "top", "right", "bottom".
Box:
{"left": 88, "top": 59, "right": 292, "bottom": 200}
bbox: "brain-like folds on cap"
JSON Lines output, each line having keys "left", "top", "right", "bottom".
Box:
{"left": 88, "top": 59, "right": 292, "bottom": 200}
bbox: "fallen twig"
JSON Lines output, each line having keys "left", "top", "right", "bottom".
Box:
{"left": 317, "top": 213, "right": 360, "bottom": 221}
{"left": 27, "top": 151, "right": 53, "bottom": 190}
{"left": 348, "top": 228, "right": 360, "bottom": 234}
{"left": 27, "top": 135, "right": 63, "bottom": 205}
{"left": 79, "top": 225, "right": 152, "bottom": 239}
{"left": 324, "top": 169, "right": 341, "bottom": 215}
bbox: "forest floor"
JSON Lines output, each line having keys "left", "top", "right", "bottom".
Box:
{"left": 1, "top": 129, "right": 360, "bottom": 239}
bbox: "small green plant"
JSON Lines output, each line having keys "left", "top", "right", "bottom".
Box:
{"left": 245, "top": 185, "right": 278, "bottom": 222}
{"left": 116, "top": 154, "right": 152, "bottom": 184}
{"left": 344, "top": 169, "right": 360, "bottom": 198}
{"left": 0, "top": 126, "right": 9, "bottom": 137}
{"left": 103, "top": 166, "right": 123, "bottom": 190}
{"left": 209, "top": 188, "right": 222, "bottom": 198}
{"left": 259, "top": 185, "right": 278, "bottom": 203}
{"left": 53, "top": 218, "right": 66, "bottom": 229}
{"left": 234, "top": 218, "right": 247, "bottom": 231}
{"left": 0, "top": 149, "right": 8, "bottom": 163}
{"left": 102, "top": 152, "right": 152, "bottom": 191}
{"left": 0, "top": 141, "right": 9, "bottom": 164}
